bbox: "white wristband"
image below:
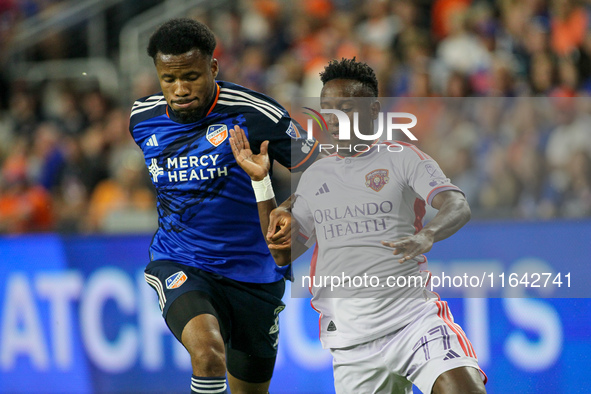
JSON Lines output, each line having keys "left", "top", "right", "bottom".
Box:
{"left": 251, "top": 174, "right": 275, "bottom": 202}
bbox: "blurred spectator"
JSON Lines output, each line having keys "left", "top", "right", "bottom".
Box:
{"left": 85, "top": 150, "right": 155, "bottom": 233}
{"left": 0, "top": 138, "right": 53, "bottom": 233}
{"left": 52, "top": 135, "right": 91, "bottom": 232}
{"left": 53, "top": 87, "right": 88, "bottom": 136}
{"left": 356, "top": 0, "right": 400, "bottom": 50}
{"left": 478, "top": 144, "right": 520, "bottom": 218}
{"left": 555, "top": 55, "right": 580, "bottom": 95}
{"left": 8, "top": 87, "right": 40, "bottom": 140}
{"left": 545, "top": 101, "right": 591, "bottom": 174}
{"left": 448, "top": 147, "right": 481, "bottom": 208}
{"left": 529, "top": 52, "right": 557, "bottom": 95}
{"left": 431, "top": 0, "right": 471, "bottom": 41}
{"left": 561, "top": 150, "right": 591, "bottom": 217}
{"left": 445, "top": 70, "right": 473, "bottom": 96}
{"left": 550, "top": 0, "right": 588, "bottom": 56}
{"left": 436, "top": 8, "right": 491, "bottom": 76}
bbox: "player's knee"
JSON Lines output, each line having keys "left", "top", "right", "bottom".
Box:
{"left": 181, "top": 314, "right": 226, "bottom": 375}
{"left": 187, "top": 340, "right": 226, "bottom": 375}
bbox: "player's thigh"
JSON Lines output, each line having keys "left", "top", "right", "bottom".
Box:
{"left": 144, "top": 262, "right": 230, "bottom": 357}
{"left": 331, "top": 338, "right": 412, "bottom": 394}
{"left": 225, "top": 278, "right": 286, "bottom": 384}
{"left": 180, "top": 313, "right": 226, "bottom": 375}
{"left": 390, "top": 301, "right": 485, "bottom": 394}
{"left": 432, "top": 366, "right": 486, "bottom": 394}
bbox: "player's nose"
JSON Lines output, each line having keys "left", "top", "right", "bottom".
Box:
{"left": 173, "top": 81, "right": 191, "bottom": 97}
{"left": 326, "top": 112, "right": 339, "bottom": 126}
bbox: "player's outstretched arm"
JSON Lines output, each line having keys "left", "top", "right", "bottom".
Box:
{"left": 382, "top": 190, "right": 471, "bottom": 263}
{"left": 229, "top": 126, "right": 291, "bottom": 266}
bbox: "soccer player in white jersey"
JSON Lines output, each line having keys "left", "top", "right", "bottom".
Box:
{"left": 231, "top": 58, "right": 487, "bottom": 394}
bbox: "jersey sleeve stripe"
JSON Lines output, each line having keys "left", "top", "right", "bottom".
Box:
{"left": 132, "top": 94, "right": 164, "bottom": 108}
{"left": 288, "top": 140, "right": 319, "bottom": 170}
{"left": 217, "top": 99, "right": 280, "bottom": 123}
{"left": 220, "top": 91, "right": 283, "bottom": 118}
{"left": 130, "top": 98, "right": 167, "bottom": 118}
{"left": 426, "top": 185, "right": 462, "bottom": 206}
{"left": 219, "top": 93, "right": 282, "bottom": 119}
{"left": 221, "top": 88, "right": 284, "bottom": 118}
{"left": 133, "top": 100, "right": 163, "bottom": 109}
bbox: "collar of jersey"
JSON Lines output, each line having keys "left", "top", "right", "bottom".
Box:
{"left": 333, "top": 138, "right": 380, "bottom": 160}
{"left": 165, "top": 82, "right": 221, "bottom": 123}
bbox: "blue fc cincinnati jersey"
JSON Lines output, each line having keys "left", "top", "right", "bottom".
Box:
{"left": 129, "top": 80, "right": 318, "bottom": 283}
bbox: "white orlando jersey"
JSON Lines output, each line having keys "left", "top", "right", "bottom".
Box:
{"left": 292, "top": 141, "right": 464, "bottom": 349}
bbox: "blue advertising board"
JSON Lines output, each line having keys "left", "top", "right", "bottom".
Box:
{"left": 0, "top": 220, "right": 590, "bottom": 393}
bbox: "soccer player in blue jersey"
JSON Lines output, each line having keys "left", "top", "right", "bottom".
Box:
{"left": 129, "top": 18, "right": 318, "bottom": 394}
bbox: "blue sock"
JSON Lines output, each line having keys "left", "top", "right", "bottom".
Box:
{"left": 190, "top": 375, "right": 228, "bottom": 394}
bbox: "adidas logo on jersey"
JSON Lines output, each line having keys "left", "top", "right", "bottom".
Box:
{"left": 315, "top": 183, "right": 330, "bottom": 195}
{"left": 327, "top": 321, "right": 337, "bottom": 331}
{"left": 146, "top": 134, "right": 158, "bottom": 147}
{"left": 443, "top": 350, "right": 461, "bottom": 360}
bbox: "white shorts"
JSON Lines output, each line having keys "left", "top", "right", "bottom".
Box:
{"left": 330, "top": 300, "right": 486, "bottom": 394}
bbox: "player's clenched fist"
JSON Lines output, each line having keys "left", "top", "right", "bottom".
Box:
{"left": 267, "top": 206, "right": 299, "bottom": 250}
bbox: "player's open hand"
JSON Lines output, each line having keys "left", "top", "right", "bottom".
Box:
{"left": 229, "top": 125, "right": 270, "bottom": 181}
{"left": 266, "top": 206, "right": 297, "bottom": 250}
{"left": 381, "top": 230, "right": 434, "bottom": 263}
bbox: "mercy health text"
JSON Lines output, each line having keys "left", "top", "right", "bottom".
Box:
{"left": 148, "top": 154, "right": 229, "bottom": 183}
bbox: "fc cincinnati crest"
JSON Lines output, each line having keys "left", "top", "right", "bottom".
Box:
{"left": 285, "top": 121, "right": 301, "bottom": 139}
{"left": 365, "top": 169, "right": 389, "bottom": 192}
{"left": 165, "top": 271, "right": 187, "bottom": 289}
{"left": 206, "top": 124, "right": 228, "bottom": 147}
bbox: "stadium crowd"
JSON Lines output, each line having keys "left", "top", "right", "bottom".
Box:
{"left": 1, "top": 0, "right": 591, "bottom": 234}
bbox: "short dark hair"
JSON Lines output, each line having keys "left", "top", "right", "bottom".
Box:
{"left": 147, "top": 18, "right": 216, "bottom": 60}
{"left": 320, "top": 57, "right": 379, "bottom": 97}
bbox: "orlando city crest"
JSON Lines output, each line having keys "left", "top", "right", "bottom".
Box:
{"left": 206, "top": 124, "right": 228, "bottom": 147}
{"left": 365, "top": 169, "right": 389, "bottom": 192}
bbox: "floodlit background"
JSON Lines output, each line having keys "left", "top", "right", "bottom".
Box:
{"left": 0, "top": 0, "right": 590, "bottom": 393}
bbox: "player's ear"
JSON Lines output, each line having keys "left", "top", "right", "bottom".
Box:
{"left": 371, "top": 99, "right": 381, "bottom": 120}
{"left": 211, "top": 58, "right": 219, "bottom": 78}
